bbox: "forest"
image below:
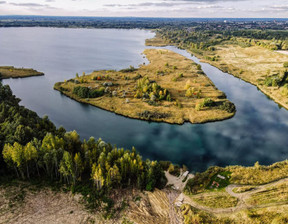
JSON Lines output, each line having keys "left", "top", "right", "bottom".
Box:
{"left": 0, "top": 82, "right": 167, "bottom": 204}
{"left": 156, "top": 28, "right": 288, "bottom": 51}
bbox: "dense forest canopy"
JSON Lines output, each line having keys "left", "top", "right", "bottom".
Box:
{"left": 156, "top": 28, "right": 288, "bottom": 51}
{"left": 0, "top": 82, "right": 167, "bottom": 194}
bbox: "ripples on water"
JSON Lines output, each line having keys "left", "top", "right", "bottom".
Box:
{"left": 1, "top": 28, "right": 287, "bottom": 171}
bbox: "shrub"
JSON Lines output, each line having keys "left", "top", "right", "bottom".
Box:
{"left": 159, "top": 161, "right": 172, "bottom": 171}
{"left": 284, "top": 62, "right": 288, "bottom": 68}
{"left": 195, "top": 98, "right": 215, "bottom": 111}
{"left": 73, "top": 86, "right": 105, "bottom": 98}
{"left": 175, "top": 99, "right": 183, "bottom": 108}
{"left": 219, "top": 101, "right": 236, "bottom": 113}
{"left": 264, "top": 76, "right": 280, "bottom": 87}
{"left": 168, "top": 164, "right": 180, "bottom": 177}
{"left": 119, "top": 65, "right": 137, "bottom": 73}
{"left": 201, "top": 98, "right": 215, "bottom": 107}
{"left": 281, "top": 84, "right": 288, "bottom": 96}
{"left": 172, "top": 73, "right": 184, "bottom": 82}
{"left": 135, "top": 77, "right": 170, "bottom": 101}
{"left": 184, "top": 80, "right": 191, "bottom": 90}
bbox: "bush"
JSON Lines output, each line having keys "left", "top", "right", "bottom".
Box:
{"left": 73, "top": 86, "right": 90, "bottom": 98}
{"left": 119, "top": 65, "right": 137, "bottom": 73}
{"left": 168, "top": 164, "right": 181, "bottom": 177}
{"left": 135, "top": 77, "right": 170, "bottom": 102}
{"left": 201, "top": 98, "right": 215, "bottom": 107}
{"left": 264, "top": 76, "right": 280, "bottom": 87}
{"left": 219, "top": 101, "right": 236, "bottom": 113}
{"left": 284, "top": 62, "right": 288, "bottom": 68}
{"left": 195, "top": 98, "right": 215, "bottom": 110}
{"left": 159, "top": 161, "right": 172, "bottom": 171}
{"left": 73, "top": 86, "right": 105, "bottom": 98}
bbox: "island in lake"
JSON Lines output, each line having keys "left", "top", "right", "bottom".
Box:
{"left": 0, "top": 66, "right": 44, "bottom": 79}
{"left": 54, "top": 49, "right": 235, "bottom": 124}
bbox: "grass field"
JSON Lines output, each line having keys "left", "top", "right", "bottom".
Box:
{"left": 54, "top": 49, "right": 235, "bottom": 124}
{"left": 181, "top": 160, "right": 288, "bottom": 224}
{"left": 0, "top": 66, "right": 44, "bottom": 79}
{"left": 246, "top": 181, "right": 288, "bottom": 206}
{"left": 190, "top": 191, "right": 239, "bottom": 208}
{"left": 193, "top": 44, "right": 288, "bottom": 110}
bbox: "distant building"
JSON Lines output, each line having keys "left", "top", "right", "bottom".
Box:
{"left": 217, "top": 174, "right": 226, "bottom": 180}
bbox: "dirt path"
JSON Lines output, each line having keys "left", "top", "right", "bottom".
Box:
{"left": 180, "top": 177, "right": 288, "bottom": 214}
{"left": 165, "top": 189, "right": 183, "bottom": 224}
{"left": 275, "top": 50, "right": 288, "bottom": 55}
{"left": 165, "top": 171, "right": 194, "bottom": 192}
{"left": 164, "top": 171, "right": 194, "bottom": 223}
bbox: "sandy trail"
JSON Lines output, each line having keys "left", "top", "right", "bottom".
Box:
{"left": 179, "top": 177, "right": 288, "bottom": 214}
{"left": 275, "top": 50, "right": 288, "bottom": 55}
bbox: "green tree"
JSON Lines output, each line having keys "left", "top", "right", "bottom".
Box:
{"left": 59, "top": 151, "right": 74, "bottom": 184}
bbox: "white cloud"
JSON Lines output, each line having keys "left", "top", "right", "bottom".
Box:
{"left": 0, "top": 0, "right": 287, "bottom": 17}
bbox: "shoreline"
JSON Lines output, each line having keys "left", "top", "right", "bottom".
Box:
{"left": 54, "top": 85, "right": 235, "bottom": 125}
{"left": 0, "top": 73, "right": 44, "bottom": 79}
{"left": 146, "top": 35, "right": 288, "bottom": 111}
{"left": 0, "top": 66, "right": 44, "bottom": 79}
{"left": 54, "top": 49, "right": 235, "bottom": 125}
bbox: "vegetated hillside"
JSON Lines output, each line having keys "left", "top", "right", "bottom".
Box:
{"left": 0, "top": 82, "right": 169, "bottom": 222}
{"left": 149, "top": 28, "right": 288, "bottom": 110}
{"left": 0, "top": 66, "right": 44, "bottom": 79}
{"left": 180, "top": 160, "right": 288, "bottom": 224}
{"left": 54, "top": 49, "right": 235, "bottom": 124}
{"left": 0, "top": 82, "right": 58, "bottom": 171}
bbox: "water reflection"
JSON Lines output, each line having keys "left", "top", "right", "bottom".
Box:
{"left": 1, "top": 28, "right": 287, "bottom": 172}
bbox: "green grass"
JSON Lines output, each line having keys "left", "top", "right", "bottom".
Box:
{"left": 206, "top": 171, "right": 231, "bottom": 190}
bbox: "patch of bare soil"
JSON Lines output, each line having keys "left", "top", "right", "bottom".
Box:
{"left": 0, "top": 186, "right": 106, "bottom": 224}
{"left": 0, "top": 184, "right": 184, "bottom": 224}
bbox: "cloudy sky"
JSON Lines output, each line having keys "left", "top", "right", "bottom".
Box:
{"left": 0, "top": 0, "right": 287, "bottom": 18}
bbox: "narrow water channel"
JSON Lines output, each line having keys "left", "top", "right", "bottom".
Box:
{"left": 1, "top": 28, "right": 287, "bottom": 171}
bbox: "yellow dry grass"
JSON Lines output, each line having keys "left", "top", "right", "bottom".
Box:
{"left": 246, "top": 181, "right": 288, "bottom": 206}
{"left": 55, "top": 49, "right": 234, "bottom": 124}
{"left": 145, "top": 33, "right": 168, "bottom": 47}
{"left": 200, "top": 45, "right": 288, "bottom": 109}
{"left": 0, "top": 66, "right": 44, "bottom": 79}
{"left": 189, "top": 191, "right": 239, "bottom": 208}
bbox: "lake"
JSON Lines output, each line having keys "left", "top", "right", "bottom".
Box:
{"left": 1, "top": 27, "right": 287, "bottom": 172}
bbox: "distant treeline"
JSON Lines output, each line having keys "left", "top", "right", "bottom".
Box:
{"left": 156, "top": 28, "right": 288, "bottom": 51}
{"left": 0, "top": 16, "right": 288, "bottom": 30}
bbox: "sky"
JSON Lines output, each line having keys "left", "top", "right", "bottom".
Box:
{"left": 0, "top": 0, "right": 288, "bottom": 18}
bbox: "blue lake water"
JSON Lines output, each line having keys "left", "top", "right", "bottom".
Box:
{"left": 1, "top": 27, "right": 287, "bottom": 172}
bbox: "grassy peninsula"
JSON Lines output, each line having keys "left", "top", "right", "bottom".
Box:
{"left": 0, "top": 66, "right": 44, "bottom": 79}
{"left": 54, "top": 49, "right": 235, "bottom": 124}
{"left": 148, "top": 29, "right": 288, "bottom": 110}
